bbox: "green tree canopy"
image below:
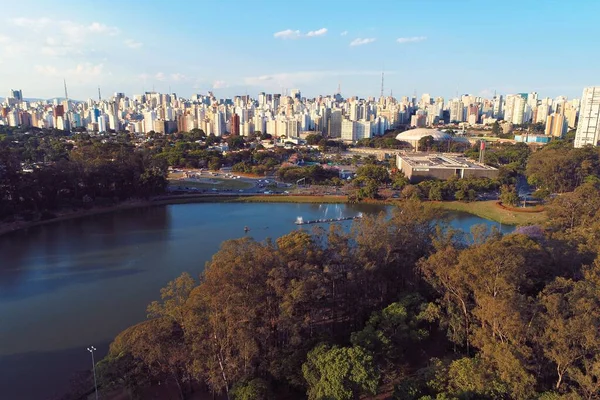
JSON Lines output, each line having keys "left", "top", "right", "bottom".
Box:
{"left": 302, "top": 343, "right": 379, "bottom": 400}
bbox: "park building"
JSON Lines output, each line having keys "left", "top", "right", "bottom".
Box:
{"left": 395, "top": 128, "right": 470, "bottom": 151}
{"left": 396, "top": 153, "right": 498, "bottom": 183}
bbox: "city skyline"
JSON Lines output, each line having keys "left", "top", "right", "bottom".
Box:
{"left": 1, "top": 0, "right": 599, "bottom": 100}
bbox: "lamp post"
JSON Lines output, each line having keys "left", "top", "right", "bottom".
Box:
{"left": 87, "top": 346, "right": 99, "bottom": 400}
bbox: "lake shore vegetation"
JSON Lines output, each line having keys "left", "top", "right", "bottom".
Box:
{"left": 91, "top": 181, "right": 600, "bottom": 400}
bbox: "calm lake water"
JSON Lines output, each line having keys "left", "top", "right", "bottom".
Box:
{"left": 0, "top": 202, "right": 513, "bottom": 399}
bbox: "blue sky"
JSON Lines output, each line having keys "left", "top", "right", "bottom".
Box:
{"left": 1, "top": 0, "right": 598, "bottom": 100}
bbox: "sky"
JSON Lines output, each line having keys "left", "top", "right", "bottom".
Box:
{"left": 1, "top": 0, "right": 599, "bottom": 101}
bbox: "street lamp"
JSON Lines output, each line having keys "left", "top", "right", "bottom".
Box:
{"left": 87, "top": 346, "right": 99, "bottom": 400}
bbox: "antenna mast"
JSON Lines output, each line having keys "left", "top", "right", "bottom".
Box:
{"left": 380, "top": 72, "right": 384, "bottom": 99}
{"left": 63, "top": 79, "right": 68, "bottom": 102}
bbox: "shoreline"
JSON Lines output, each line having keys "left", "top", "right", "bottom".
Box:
{"left": 0, "top": 194, "right": 347, "bottom": 237}
{"left": 0, "top": 194, "right": 546, "bottom": 237}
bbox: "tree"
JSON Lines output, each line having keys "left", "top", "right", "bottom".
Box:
{"left": 418, "top": 135, "right": 435, "bottom": 151}
{"left": 147, "top": 272, "right": 196, "bottom": 328}
{"left": 526, "top": 146, "right": 600, "bottom": 193}
{"left": 492, "top": 122, "right": 501, "bottom": 136}
{"left": 208, "top": 157, "right": 222, "bottom": 171}
{"left": 302, "top": 344, "right": 379, "bottom": 400}
{"left": 205, "top": 133, "right": 218, "bottom": 146}
{"left": 227, "top": 135, "right": 245, "bottom": 150}
{"left": 391, "top": 170, "right": 410, "bottom": 190}
{"left": 358, "top": 178, "right": 380, "bottom": 199}
{"left": 350, "top": 296, "right": 429, "bottom": 369}
{"left": 306, "top": 133, "right": 322, "bottom": 145}
{"left": 401, "top": 185, "right": 422, "bottom": 200}
{"left": 184, "top": 237, "right": 280, "bottom": 396}
{"left": 545, "top": 182, "right": 600, "bottom": 231}
{"left": 428, "top": 185, "right": 443, "bottom": 201}
{"left": 500, "top": 185, "right": 519, "bottom": 207}
{"left": 231, "top": 378, "right": 272, "bottom": 400}
{"left": 108, "top": 318, "right": 192, "bottom": 399}
{"left": 537, "top": 266, "right": 600, "bottom": 395}
{"left": 96, "top": 351, "right": 150, "bottom": 399}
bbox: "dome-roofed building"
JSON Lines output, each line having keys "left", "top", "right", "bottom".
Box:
{"left": 395, "top": 128, "right": 469, "bottom": 150}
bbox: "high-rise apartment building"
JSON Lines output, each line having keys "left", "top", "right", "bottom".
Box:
{"left": 574, "top": 86, "right": 600, "bottom": 147}
{"left": 545, "top": 113, "right": 566, "bottom": 138}
{"left": 535, "top": 98, "right": 552, "bottom": 124}
{"left": 341, "top": 119, "right": 354, "bottom": 141}
{"left": 505, "top": 94, "right": 528, "bottom": 124}
{"left": 492, "top": 95, "right": 503, "bottom": 119}
{"left": 449, "top": 99, "right": 463, "bottom": 122}
{"left": 230, "top": 114, "right": 240, "bottom": 135}
{"left": 213, "top": 110, "right": 224, "bottom": 137}
{"left": 563, "top": 105, "right": 578, "bottom": 130}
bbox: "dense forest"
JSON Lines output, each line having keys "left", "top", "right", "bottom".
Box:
{"left": 0, "top": 127, "right": 293, "bottom": 222}
{"left": 0, "top": 130, "right": 167, "bottom": 221}
{"left": 93, "top": 178, "right": 600, "bottom": 399}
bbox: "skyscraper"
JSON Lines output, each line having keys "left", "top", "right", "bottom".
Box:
{"left": 574, "top": 87, "right": 600, "bottom": 148}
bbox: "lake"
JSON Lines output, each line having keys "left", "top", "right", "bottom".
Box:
{"left": 0, "top": 202, "right": 513, "bottom": 399}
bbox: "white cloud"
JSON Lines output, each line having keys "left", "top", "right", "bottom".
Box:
{"left": 9, "top": 17, "right": 121, "bottom": 57}
{"left": 34, "top": 65, "right": 59, "bottom": 76}
{"left": 155, "top": 72, "right": 166, "bottom": 81}
{"left": 11, "top": 17, "right": 51, "bottom": 31}
{"left": 124, "top": 39, "right": 143, "bottom": 49}
{"left": 3, "top": 43, "right": 28, "bottom": 57}
{"left": 243, "top": 70, "right": 389, "bottom": 88}
{"left": 396, "top": 36, "right": 427, "bottom": 43}
{"left": 306, "top": 28, "right": 327, "bottom": 37}
{"left": 11, "top": 18, "right": 119, "bottom": 39}
{"left": 274, "top": 29, "right": 301, "bottom": 39}
{"left": 0, "top": 35, "right": 9, "bottom": 43}
{"left": 41, "top": 44, "right": 83, "bottom": 57}
{"left": 479, "top": 89, "right": 495, "bottom": 98}
{"left": 34, "top": 63, "right": 104, "bottom": 79}
{"left": 170, "top": 73, "right": 187, "bottom": 81}
{"left": 274, "top": 28, "right": 328, "bottom": 39}
{"left": 68, "top": 62, "right": 104, "bottom": 77}
{"left": 340, "top": 31, "right": 348, "bottom": 36}
{"left": 350, "top": 38, "right": 376, "bottom": 46}
{"left": 88, "top": 22, "right": 120, "bottom": 36}
{"left": 212, "top": 80, "right": 228, "bottom": 89}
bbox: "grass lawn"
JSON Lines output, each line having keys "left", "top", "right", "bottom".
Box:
{"left": 435, "top": 200, "right": 547, "bottom": 226}
{"left": 156, "top": 194, "right": 546, "bottom": 225}
{"left": 169, "top": 178, "right": 253, "bottom": 190}
{"left": 153, "top": 194, "right": 348, "bottom": 205}
{"left": 236, "top": 195, "right": 347, "bottom": 204}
